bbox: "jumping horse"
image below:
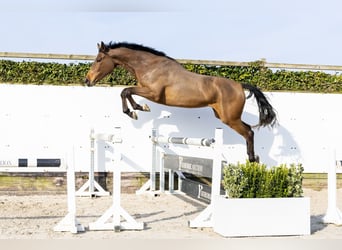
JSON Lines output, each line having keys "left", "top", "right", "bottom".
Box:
{"left": 85, "top": 41, "right": 277, "bottom": 162}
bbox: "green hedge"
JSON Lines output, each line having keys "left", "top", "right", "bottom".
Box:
{"left": 0, "top": 60, "right": 135, "bottom": 86}
{"left": 222, "top": 161, "right": 304, "bottom": 198}
{"left": 1, "top": 59, "right": 342, "bottom": 92}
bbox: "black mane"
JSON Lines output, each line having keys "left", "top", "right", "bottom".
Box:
{"left": 106, "top": 41, "right": 172, "bottom": 58}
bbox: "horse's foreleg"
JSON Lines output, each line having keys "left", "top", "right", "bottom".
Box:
{"left": 120, "top": 87, "right": 152, "bottom": 120}
{"left": 121, "top": 88, "right": 137, "bottom": 119}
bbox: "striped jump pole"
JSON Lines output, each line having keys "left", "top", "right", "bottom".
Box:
{"left": 0, "top": 158, "right": 62, "bottom": 167}
{"left": 152, "top": 136, "right": 215, "bottom": 147}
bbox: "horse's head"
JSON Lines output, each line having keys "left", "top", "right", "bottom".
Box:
{"left": 85, "top": 41, "right": 116, "bottom": 86}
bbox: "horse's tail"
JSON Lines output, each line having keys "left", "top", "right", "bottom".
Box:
{"left": 242, "top": 83, "right": 277, "bottom": 128}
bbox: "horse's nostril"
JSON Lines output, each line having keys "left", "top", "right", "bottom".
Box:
{"left": 84, "top": 78, "right": 91, "bottom": 86}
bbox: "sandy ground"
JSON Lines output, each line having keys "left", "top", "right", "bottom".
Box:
{"left": 0, "top": 188, "right": 342, "bottom": 239}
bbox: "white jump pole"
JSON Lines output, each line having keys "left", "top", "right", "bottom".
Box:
{"left": 54, "top": 147, "right": 85, "bottom": 233}
{"left": 323, "top": 149, "right": 342, "bottom": 225}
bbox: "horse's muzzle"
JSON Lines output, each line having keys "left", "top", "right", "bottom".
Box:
{"left": 84, "top": 78, "right": 93, "bottom": 87}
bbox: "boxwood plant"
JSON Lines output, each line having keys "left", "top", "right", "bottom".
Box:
{"left": 222, "top": 161, "right": 304, "bottom": 198}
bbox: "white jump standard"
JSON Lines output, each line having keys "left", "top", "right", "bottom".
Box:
{"left": 88, "top": 128, "right": 144, "bottom": 231}
{"left": 323, "top": 150, "right": 342, "bottom": 225}
{"left": 76, "top": 129, "right": 110, "bottom": 197}
{"left": 54, "top": 154, "right": 85, "bottom": 233}
{"left": 147, "top": 127, "right": 224, "bottom": 228}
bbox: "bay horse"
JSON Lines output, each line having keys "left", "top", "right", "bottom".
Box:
{"left": 85, "top": 41, "right": 277, "bottom": 162}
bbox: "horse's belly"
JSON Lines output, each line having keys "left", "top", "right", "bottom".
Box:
{"left": 163, "top": 91, "right": 209, "bottom": 108}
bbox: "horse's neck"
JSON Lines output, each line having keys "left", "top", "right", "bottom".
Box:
{"left": 109, "top": 48, "right": 166, "bottom": 81}
{"left": 108, "top": 48, "right": 148, "bottom": 70}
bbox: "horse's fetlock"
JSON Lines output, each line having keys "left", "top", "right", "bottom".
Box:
{"left": 123, "top": 108, "right": 131, "bottom": 115}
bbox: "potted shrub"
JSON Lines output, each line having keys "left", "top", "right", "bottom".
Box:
{"left": 212, "top": 161, "right": 310, "bottom": 237}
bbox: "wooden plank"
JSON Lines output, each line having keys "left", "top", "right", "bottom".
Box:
{"left": 181, "top": 178, "right": 211, "bottom": 204}
{"left": 263, "top": 62, "right": 342, "bottom": 71}
{"left": 0, "top": 172, "right": 341, "bottom": 195}
{"left": 0, "top": 172, "right": 149, "bottom": 195}
{"left": 1, "top": 52, "right": 342, "bottom": 71}
{"left": 177, "top": 59, "right": 251, "bottom": 67}
{"left": 163, "top": 154, "right": 213, "bottom": 177}
{"left": 0, "top": 52, "right": 95, "bottom": 61}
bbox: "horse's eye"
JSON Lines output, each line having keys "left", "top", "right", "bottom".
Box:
{"left": 96, "top": 57, "right": 102, "bottom": 62}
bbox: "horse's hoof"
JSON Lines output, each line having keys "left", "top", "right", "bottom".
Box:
{"left": 131, "top": 111, "right": 138, "bottom": 120}
{"left": 142, "top": 104, "right": 150, "bottom": 112}
{"left": 249, "top": 155, "right": 260, "bottom": 163}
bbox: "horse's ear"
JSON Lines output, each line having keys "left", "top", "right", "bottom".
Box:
{"left": 97, "top": 41, "right": 107, "bottom": 52}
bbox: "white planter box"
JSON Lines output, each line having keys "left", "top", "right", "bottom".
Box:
{"left": 212, "top": 196, "right": 311, "bottom": 237}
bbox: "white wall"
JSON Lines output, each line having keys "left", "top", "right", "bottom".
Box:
{"left": 0, "top": 84, "right": 341, "bottom": 173}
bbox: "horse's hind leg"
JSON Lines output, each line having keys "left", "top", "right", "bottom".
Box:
{"left": 224, "top": 119, "right": 259, "bottom": 162}
{"left": 121, "top": 87, "right": 151, "bottom": 120}
{"left": 213, "top": 105, "right": 258, "bottom": 162}
{"left": 229, "top": 119, "right": 258, "bottom": 162}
